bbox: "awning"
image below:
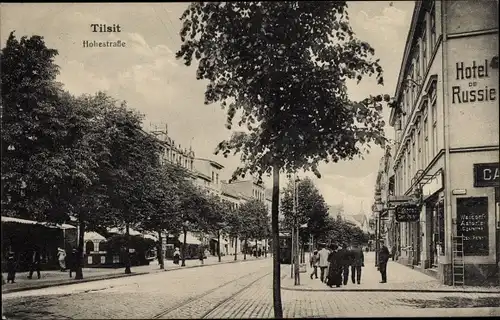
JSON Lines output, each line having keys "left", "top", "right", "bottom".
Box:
{"left": 2, "top": 216, "right": 76, "bottom": 230}
{"left": 107, "top": 227, "right": 142, "bottom": 236}
{"left": 178, "top": 232, "right": 201, "bottom": 245}
{"left": 144, "top": 234, "right": 158, "bottom": 241}
{"left": 84, "top": 231, "right": 106, "bottom": 241}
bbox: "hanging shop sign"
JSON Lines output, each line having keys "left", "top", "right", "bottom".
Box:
{"left": 422, "top": 169, "right": 444, "bottom": 199}
{"left": 395, "top": 203, "right": 421, "bottom": 222}
{"left": 473, "top": 163, "right": 500, "bottom": 187}
{"left": 456, "top": 197, "right": 489, "bottom": 256}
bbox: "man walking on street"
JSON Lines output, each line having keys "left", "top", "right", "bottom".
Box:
{"left": 378, "top": 240, "right": 390, "bottom": 283}
{"left": 318, "top": 244, "right": 330, "bottom": 283}
{"left": 27, "top": 247, "right": 41, "bottom": 279}
{"left": 339, "top": 243, "right": 353, "bottom": 286}
{"left": 350, "top": 242, "right": 364, "bottom": 284}
{"left": 309, "top": 249, "right": 319, "bottom": 279}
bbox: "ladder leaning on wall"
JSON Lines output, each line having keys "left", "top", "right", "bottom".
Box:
{"left": 452, "top": 235, "right": 465, "bottom": 286}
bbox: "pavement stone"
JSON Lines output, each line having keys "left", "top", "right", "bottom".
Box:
{"left": 2, "top": 254, "right": 267, "bottom": 294}
{"left": 281, "top": 252, "right": 500, "bottom": 293}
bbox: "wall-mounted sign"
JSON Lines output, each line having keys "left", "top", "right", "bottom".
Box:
{"left": 395, "top": 204, "right": 421, "bottom": 222}
{"left": 422, "top": 169, "right": 444, "bottom": 199}
{"left": 473, "top": 163, "right": 499, "bottom": 187}
{"left": 452, "top": 60, "right": 497, "bottom": 104}
{"left": 456, "top": 197, "right": 489, "bottom": 256}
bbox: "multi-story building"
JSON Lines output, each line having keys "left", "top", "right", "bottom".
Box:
{"left": 387, "top": 0, "right": 499, "bottom": 285}
{"left": 149, "top": 123, "right": 195, "bottom": 173}
{"left": 193, "top": 158, "right": 224, "bottom": 196}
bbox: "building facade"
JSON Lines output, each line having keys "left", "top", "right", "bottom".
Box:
{"left": 387, "top": 0, "right": 499, "bottom": 285}
{"left": 193, "top": 158, "right": 224, "bottom": 196}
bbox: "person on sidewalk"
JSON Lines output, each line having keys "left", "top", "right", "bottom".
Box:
{"left": 350, "top": 242, "right": 364, "bottom": 284}
{"left": 198, "top": 246, "right": 206, "bottom": 265}
{"left": 68, "top": 248, "right": 78, "bottom": 278}
{"left": 339, "top": 243, "right": 353, "bottom": 286}
{"left": 378, "top": 241, "right": 390, "bottom": 283}
{"left": 309, "top": 250, "right": 319, "bottom": 279}
{"left": 173, "top": 247, "right": 181, "bottom": 265}
{"left": 27, "top": 247, "right": 41, "bottom": 280}
{"left": 326, "top": 244, "right": 342, "bottom": 288}
{"left": 57, "top": 247, "right": 67, "bottom": 272}
{"left": 6, "top": 252, "right": 17, "bottom": 284}
{"left": 317, "top": 244, "right": 330, "bottom": 283}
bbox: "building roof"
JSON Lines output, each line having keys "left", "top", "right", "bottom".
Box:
{"left": 84, "top": 231, "right": 106, "bottom": 241}
{"left": 194, "top": 157, "right": 224, "bottom": 169}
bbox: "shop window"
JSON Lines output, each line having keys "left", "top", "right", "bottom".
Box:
{"left": 113, "top": 255, "right": 120, "bottom": 263}
{"left": 100, "top": 256, "right": 106, "bottom": 264}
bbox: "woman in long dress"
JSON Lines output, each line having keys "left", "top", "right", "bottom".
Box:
{"left": 326, "top": 244, "right": 343, "bottom": 288}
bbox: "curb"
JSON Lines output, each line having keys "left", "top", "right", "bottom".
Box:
{"left": 2, "top": 257, "right": 269, "bottom": 294}
{"left": 280, "top": 285, "right": 500, "bottom": 294}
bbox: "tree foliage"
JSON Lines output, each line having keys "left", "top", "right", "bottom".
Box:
{"left": 237, "top": 199, "right": 269, "bottom": 242}
{"left": 280, "top": 177, "right": 330, "bottom": 244}
{"left": 177, "top": 2, "right": 391, "bottom": 181}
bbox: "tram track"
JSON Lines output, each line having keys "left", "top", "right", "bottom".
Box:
{"left": 151, "top": 268, "right": 271, "bottom": 319}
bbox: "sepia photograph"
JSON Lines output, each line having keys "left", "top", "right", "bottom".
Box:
{"left": 1, "top": 1, "right": 499, "bottom": 319}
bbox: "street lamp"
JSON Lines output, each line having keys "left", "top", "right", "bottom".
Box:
{"left": 373, "top": 200, "right": 384, "bottom": 267}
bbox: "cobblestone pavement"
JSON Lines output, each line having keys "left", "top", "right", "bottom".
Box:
{"left": 2, "top": 254, "right": 261, "bottom": 294}
{"left": 3, "top": 257, "right": 500, "bottom": 319}
{"left": 282, "top": 252, "right": 500, "bottom": 293}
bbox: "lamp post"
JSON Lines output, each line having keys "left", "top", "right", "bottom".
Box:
{"left": 373, "top": 200, "right": 383, "bottom": 267}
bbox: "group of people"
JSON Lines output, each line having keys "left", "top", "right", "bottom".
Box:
{"left": 3, "top": 246, "right": 80, "bottom": 284}
{"left": 309, "top": 241, "right": 391, "bottom": 288}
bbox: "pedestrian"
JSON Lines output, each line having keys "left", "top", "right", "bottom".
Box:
{"left": 173, "top": 247, "right": 181, "bottom": 265}
{"left": 317, "top": 243, "right": 330, "bottom": 283}
{"left": 326, "top": 244, "right": 343, "bottom": 288}
{"left": 68, "top": 248, "right": 78, "bottom": 278}
{"left": 198, "top": 246, "right": 205, "bottom": 265}
{"left": 27, "top": 247, "right": 41, "bottom": 280}
{"left": 57, "top": 247, "right": 67, "bottom": 271}
{"left": 309, "top": 250, "right": 319, "bottom": 279}
{"left": 350, "top": 242, "right": 364, "bottom": 284}
{"left": 6, "top": 252, "right": 17, "bottom": 284}
{"left": 339, "top": 243, "right": 353, "bottom": 286}
{"left": 378, "top": 240, "right": 390, "bottom": 283}
{"left": 391, "top": 245, "right": 397, "bottom": 261}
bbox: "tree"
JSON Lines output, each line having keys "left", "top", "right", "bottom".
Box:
{"left": 226, "top": 203, "right": 243, "bottom": 260}
{"left": 136, "top": 163, "right": 189, "bottom": 269}
{"left": 237, "top": 199, "right": 268, "bottom": 259}
{"left": 177, "top": 3, "right": 390, "bottom": 317}
{"left": 281, "top": 177, "right": 330, "bottom": 251}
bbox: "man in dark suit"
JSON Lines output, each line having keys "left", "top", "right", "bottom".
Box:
{"left": 27, "top": 247, "right": 41, "bottom": 279}
{"left": 378, "top": 240, "right": 390, "bottom": 283}
{"left": 350, "top": 242, "right": 364, "bottom": 284}
{"left": 339, "top": 243, "right": 353, "bottom": 286}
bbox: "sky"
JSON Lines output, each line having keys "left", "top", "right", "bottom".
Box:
{"left": 1, "top": 1, "right": 415, "bottom": 216}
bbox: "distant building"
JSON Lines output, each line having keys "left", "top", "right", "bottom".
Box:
{"left": 193, "top": 158, "right": 224, "bottom": 196}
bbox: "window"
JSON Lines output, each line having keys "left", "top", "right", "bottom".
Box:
{"left": 430, "top": 5, "right": 436, "bottom": 52}
{"left": 88, "top": 256, "right": 93, "bottom": 264}
{"left": 417, "top": 128, "right": 422, "bottom": 169}
{"left": 422, "top": 28, "right": 428, "bottom": 72}
{"left": 431, "top": 100, "right": 438, "bottom": 156}
{"left": 410, "top": 69, "right": 415, "bottom": 108}
{"left": 113, "top": 255, "right": 120, "bottom": 264}
{"left": 100, "top": 256, "right": 106, "bottom": 264}
{"left": 85, "top": 241, "right": 94, "bottom": 254}
{"left": 407, "top": 149, "right": 411, "bottom": 188}
{"left": 216, "top": 173, "right": 219, "bottom": 185}
{"left": 423, "top": 115, "right": 429, "bottom": 166}
{"left": 212, "top": 172, "right": 215, "bottom": 182}
{"left": 414, "top": 44, "right": 420, "bottom": 83}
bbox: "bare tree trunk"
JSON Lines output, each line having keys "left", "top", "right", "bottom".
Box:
{"left": 181, "top": 228, "right": 187, "bottom": 267}
{"left": 234, "top": 236, "right": 238, "bottom": 261}
{"left": 272, "top": 164, "right": 283, "bottom": 318}
{"left": 157, "top": 229, "right": 164, "bottom": 269}
{"left": 255, "top": 239, "right": 258, "bottom": 257}
{"left": 124, "top": 223, "right": 131, "bottom": 274}
{"left": 75, "top": 217, "right": 85, "bottom": 280}
{"left": 243, "top": 239, "right": 247, "bottom": 260}
{"left": 264, "top": 238, "right": 268, "bottom": 257}
{"left": 217, "top": 230, "right": 221, "bottom": 263}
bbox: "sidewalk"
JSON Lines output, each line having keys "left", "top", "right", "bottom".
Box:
{"left": 281, "top": 252, "right": 500, "bottom": 294}
{"left": 2, "top": 254, "right": 268, "bottom": 294}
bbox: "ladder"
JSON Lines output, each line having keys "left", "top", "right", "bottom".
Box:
{"left": 452, "top": 235, "right": 465, "bottom": 286}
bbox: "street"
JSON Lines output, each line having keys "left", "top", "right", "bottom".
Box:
{"left": 3, "top": 256, "right": 500, "bottom": 319}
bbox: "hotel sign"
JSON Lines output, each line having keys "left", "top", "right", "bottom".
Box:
{"left": 473, "top": 163, "right": 500, "bottom": 187}
{"left": 452, "top": 60, "right": 497, "bottom": 104}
